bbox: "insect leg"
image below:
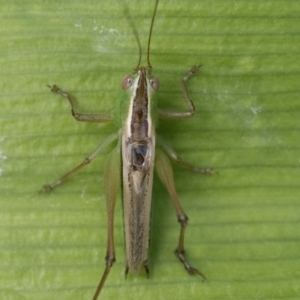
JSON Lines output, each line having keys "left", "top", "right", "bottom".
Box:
{"left": 93, "top": 146, "right": 121, "bottom": 300}
{"left": 155, "top": 148, "right": 206, "bottom": 280}
{"left": 48, "top": 84, "right": 114, "bottom": 122}
{"left": 156, "top": 135, "right": 213, "bottom": 174}
{"left": 40, "top": 132, "right": 118, "bottom": 192}
{"left": 158, "top": 65, "right": 201, "bottom": 119}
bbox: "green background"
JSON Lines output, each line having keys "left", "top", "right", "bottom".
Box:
{"left": 1, "top": 0, "right": 300, "bottom": 299}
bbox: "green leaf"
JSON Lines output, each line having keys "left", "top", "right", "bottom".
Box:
{"left": 1, "top": 0, "right": 300, "bottom": 299}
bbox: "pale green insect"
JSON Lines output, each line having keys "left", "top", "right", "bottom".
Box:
{"left": 41, "top": 0, "right": 212, "bottom": 298}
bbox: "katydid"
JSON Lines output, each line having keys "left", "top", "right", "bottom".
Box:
{"left": 41, "top": 0, "right": 213, "bottom": 298}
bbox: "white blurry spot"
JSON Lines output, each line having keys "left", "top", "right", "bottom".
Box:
{"left": 108, "top": 28, "right": 118, "bottom": 35}
{"left": 250, "top": 106, "right": 262, "bottom": 115}
{"left": 0, "top": 150, "right": 7, "bottom": 161}
{"left": 0, "top": 140, "right": 7, "bottom": 161}
{"left": 0, "top": 168, "right": 3, "bottom": 176}
{"left": 92, "top": 20, "right": 99, "bottom": 31}
{"left": 75, "top": 22, "right": 82, "bottom": 30}
{"left": 96, "top": 25, "right": 122, "bottom": 53}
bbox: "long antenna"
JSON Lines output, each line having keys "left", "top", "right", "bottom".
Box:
{"left": 147, "top": 0, "right": 159, "bottom": 69}
{"left": 121, "top": 0, "right": 159, "bottom": 71}
{"left": 121, "top": 0, "right": 142, "bottom": 70}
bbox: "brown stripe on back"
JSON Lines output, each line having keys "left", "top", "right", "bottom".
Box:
{"left": 130, "top": 68, "right": 149, "bottom": 140}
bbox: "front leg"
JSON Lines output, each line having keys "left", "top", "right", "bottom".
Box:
{"left": 158, "top": 65, "right": 201, "bottom": 119}
{"left": 48, "top": 84, "right": 113, "bottom": 122}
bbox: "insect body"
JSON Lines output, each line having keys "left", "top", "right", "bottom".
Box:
{"left": 121, "top": 67, "right": 156, "bottom": 277}
{"left": 41, "top": 0, "right": 212, "bottom": 298}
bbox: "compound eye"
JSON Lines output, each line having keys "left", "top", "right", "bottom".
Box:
{"left": 121, "top": 75, "right": 133, "bottom": 90}
{"left": 149, "top": 77, "right": 159, "bottom": 90}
